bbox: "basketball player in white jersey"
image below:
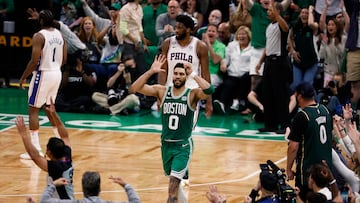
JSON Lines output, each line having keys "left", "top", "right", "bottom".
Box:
{"left": 159, "top": 14, "right": 212, "bottom": 118}
{"left": 19, "top": 10, "right": 67, "bottom": 160}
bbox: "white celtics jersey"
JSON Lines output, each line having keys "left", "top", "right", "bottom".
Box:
{"left": 38, "top": 29, "right": 64, "bottom": 71}
{"left": 167, "top": 36, "right": 200, "bottom": 89}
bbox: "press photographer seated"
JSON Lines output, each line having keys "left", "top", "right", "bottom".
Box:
{"left": 92, "top": 55, "right": 140, "bottom": 115}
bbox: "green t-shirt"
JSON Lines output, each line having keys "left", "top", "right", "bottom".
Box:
{"left": 249, "top": 2, "right": 270, "bottom": 48}
{"left": 142, "top": 4, "right": 168, "bottom": 46}
{"left": 209, "top": 40, "right": 226, "bottom": 76}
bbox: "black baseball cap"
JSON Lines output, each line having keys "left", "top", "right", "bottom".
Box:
{"left": 260, "top": 171, "right": 278, "bottom": 191}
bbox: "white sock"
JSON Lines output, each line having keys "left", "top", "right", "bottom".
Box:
{"left": 30, "top": 130, "right": 41, "bottom": 151}
{"left": 177, "top": 181, "right": 189, "bottom": 203}
{"left": 52, "top": 127, "right": 60, "bottom": 138}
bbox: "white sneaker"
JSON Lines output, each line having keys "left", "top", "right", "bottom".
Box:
{"left": 20, "top": 150, "right": 44, "bottom": 160}
{"left": 230, "top": 99, "right": 240, "bottom": 111}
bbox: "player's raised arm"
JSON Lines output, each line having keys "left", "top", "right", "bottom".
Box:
{"left": 130, "top": 55, "right": 167, "bottom": 98}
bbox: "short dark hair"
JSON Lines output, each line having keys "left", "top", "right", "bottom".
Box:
{"left": 176, "top": 14, "right": 195, "bottom": 29}
{"left": 47, "top": 137, "right": 65, "bottom": 159}
{"left": 174, "top": 62, "right": 185, "bottom": 70}
{"left": 296, "top": 82, "right": 315, "bottom": 99}
{"left": 308, "top": 164, "right": 329, "bottom": 188}
{"left": 122, "top": 54, "right": 135, "bottom": 62}
{"left": 82, "top": 171, "right": 101, "bottom": 197}
{"left": 39, "top": 10, "right": 54, "bottom": 27}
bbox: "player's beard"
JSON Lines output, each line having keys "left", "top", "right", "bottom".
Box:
{"left": 176, "top": 32, "right": 186, "bottom": 40}
{"left": 173, "top": 79, "right": 185, "bottom": 88}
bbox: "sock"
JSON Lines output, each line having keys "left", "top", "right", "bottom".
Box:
{"left": 30, "top": 130, "right": 42, "bottom": 151}
{"left": 52, "top": 126, "right": 60, "bottom": 138}
{"left": 177, "top": 180, "right": 189, "bottom": 203}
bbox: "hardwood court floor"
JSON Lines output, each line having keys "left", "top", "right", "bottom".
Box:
{"left": 0, "top": 88, "right": 290, "bottom": 203}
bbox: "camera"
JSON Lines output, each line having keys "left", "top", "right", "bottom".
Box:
{"left": 328, "top": 80, "right": 338, "bottom": 88}
{"left": 124, "top": 64, "right": 132, "bottom": 73}
{"left": 254, "top": 160, "right": 296, "bottom": 203}
{"left": 107, "top": 89, "right": 119, "bottom": 106}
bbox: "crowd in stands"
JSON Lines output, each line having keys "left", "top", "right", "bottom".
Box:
{"left": 3, "top": 0, "right": 360, "bottom": 202}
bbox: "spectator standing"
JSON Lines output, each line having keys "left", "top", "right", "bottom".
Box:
{"left": 142, "top": 0, "right": 168, "bottom": 71}
{"left": 205, "top": 0, "right": 231, "bottom": 23}
{"left": 39, "top": 171, "right": 141, "bottom": 203}
{"left": 80, "top": 1, "right": 124, "bottom": 89}
{"left": 319, "top": 0, "right": 350, "bottom": 34}
{"left": 318, "top": 16, "right": 346, "bottom": 87}
{"left": 81, "top": 0, "right": 120, "bottom": 31}
{"left": 181, "top": 0, "right": 204, "bottom": 32}
{"left": 288, "top": 7, "right": 319, "bottom": 91}
{"left": 119, "top": 0, "right": 147, "bottom": 76}
{"left": 19, "top": 10, "right": 67, "bottom": 159}
{"left": 77, "top": 16, "right": 102, "bottom": 65}
{"left": 314, "top": 0, "right": 341, "bottom": 21}
{"left": 155, "top": 0, "right": 180, "bottom": 48}
{"left": 286, "top": 82, "right": 333, "bottom": 201}
{"left": 143, "top": 0, "right": 168, "bottom": 48}
{"left": 229, "top": 0, "right": 252, "bottom": 33}
{"left": 130, "top": 55, "right": 214, "bottom": 203}
{"left": 244, "top": 0, "right": 291, "bottom": 89}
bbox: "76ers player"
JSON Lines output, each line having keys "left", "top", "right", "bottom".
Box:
{"left": 19, "top": 10, "right": 67, "bottom": 159}
{"left": 159, "top": 14, "right": 212, "bottom": 118}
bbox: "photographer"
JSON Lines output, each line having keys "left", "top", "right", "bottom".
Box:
{"left": 92, "top": 55, "right": 140, "bottom": 115}
{"left": 244, "top": 171, "right": 280, "bottom": 203}
{"left": 56, "top": 52, "right": 97, "bottom": 113}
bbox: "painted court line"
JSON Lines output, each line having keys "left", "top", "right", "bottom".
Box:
{"left": 0, "top": 157, "right": 288, "bottom": 197}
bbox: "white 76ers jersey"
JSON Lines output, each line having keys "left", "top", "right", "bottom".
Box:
{"left": 166, "top": 36, "right": 200, "bottom": 89}
{"left": 38, "top": 29, "right": 64, "bottom": 71}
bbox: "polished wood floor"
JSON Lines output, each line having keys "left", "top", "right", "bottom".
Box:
{"left": 0, "top": 126, "right": 289, "bottom": 203}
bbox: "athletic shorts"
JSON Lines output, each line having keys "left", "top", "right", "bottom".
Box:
{"left": 249, "top": 47, "right": 265, "bottom": 76}
{"left": 28, "top": 70, "right": 62, "bottom": 108}
{"left": 161, "top": 137, "right": 194, "bottom": 180}
{"left": 346, "top": 49, "right": 360, "bottom": 82}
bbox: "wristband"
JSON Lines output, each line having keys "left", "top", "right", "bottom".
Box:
{"left": 203, "top": 85, "right": 215, "bottom": 95}
{"left": 189, "top": 72, "right": 196, "bottom": 79}
{"left": 329, "top": 179, "right": 336, "bottom": 185}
